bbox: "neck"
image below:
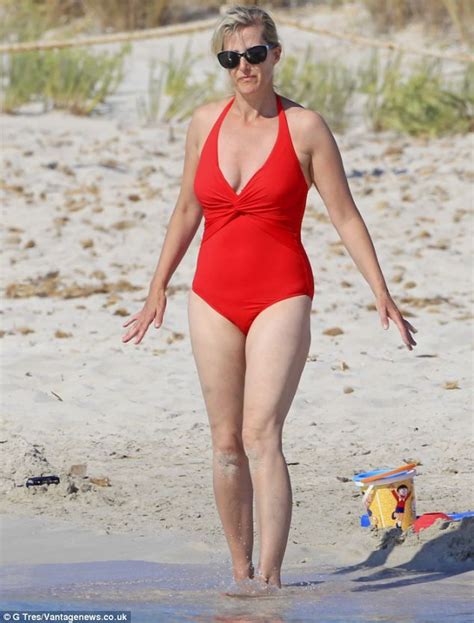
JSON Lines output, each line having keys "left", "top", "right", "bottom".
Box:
{"left": 230, "top": 89, "right": 278, "bottom": 123}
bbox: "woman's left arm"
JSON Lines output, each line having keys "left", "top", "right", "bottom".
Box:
{"left": 303, "top": 111, "right": 417, "bottom": 351}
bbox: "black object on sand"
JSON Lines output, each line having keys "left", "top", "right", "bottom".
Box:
{"left": 25, "top": 475, "right": 60, "bottom": 488}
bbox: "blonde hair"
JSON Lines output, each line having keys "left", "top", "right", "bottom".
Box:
{"left": 211, "top": 4, "right": 281, "bottom": 55}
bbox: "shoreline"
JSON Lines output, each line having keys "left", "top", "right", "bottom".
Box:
{"left": 1, "top": 513, "right": 473, "bottom": 621}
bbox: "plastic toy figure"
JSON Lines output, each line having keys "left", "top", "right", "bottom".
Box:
{"left": 391, "top": 484, "right": 411, "bottom": 528}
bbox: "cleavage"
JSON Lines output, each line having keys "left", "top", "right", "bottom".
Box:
{"left": 217, "top": 113, "right": 280, "bottom": 196}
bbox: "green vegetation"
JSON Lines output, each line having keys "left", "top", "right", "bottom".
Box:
{"left": 1, "top": 45, "right": 130, "bottom": 114}
{"left": 1, "top": 0, "right": 58, "bottom": 43}
{"left": 0, "top": 51, "right": 43, "bottom": 113}
{"left": 0, "top": 0, "right": 130, "bottom": 114}
{"left": 137, "top": 41, "right": 223, "bottom": 124}
{"left": 359, "top": 50, "right": 474, "bottom": 136}
{"left": 136, "top": 21, "right": 471, "bottom": 137}
{"left": 137, "top": 43, "right": 356, "bottom": 130}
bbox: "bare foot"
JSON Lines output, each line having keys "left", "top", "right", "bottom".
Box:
{"left": 254, "top": 570, "right": 281, "bottom": 592}
{"left": 232, "top": 562, "right": 255, "bottom": 582}
{"left": 222, "top": 574, "right": 280, "bottom": 598}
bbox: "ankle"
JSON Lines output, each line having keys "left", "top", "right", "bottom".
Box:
{"left": 233, "top": 561, "right": 255, "bottom": 581}
{"left": 255, "top": 567, "right": 281, "bottom": 588}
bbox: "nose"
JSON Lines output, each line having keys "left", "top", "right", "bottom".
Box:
{"left": 237, "top": 53, "right": 252, "bottom": 68}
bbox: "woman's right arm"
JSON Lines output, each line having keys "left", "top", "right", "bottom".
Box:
{"left": 121, "top": 106, "right": 205, "bottom": 345}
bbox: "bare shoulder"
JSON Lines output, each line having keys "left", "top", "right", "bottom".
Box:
{"left": 194, "top": 95, "right": 233, "bottom": 116}
{"left": 280, "top": 94, "right": 329, "bottom": 129}
{"left": 279, "top": 94, "right": 333, "bottom": 150}
{"left": 188, "top": 96, "right": 233, "bottom": 148}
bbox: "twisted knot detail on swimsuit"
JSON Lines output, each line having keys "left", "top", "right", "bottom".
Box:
{"left": 194, "top": 93, "right": 310, "bottom": 251}
{"left": 192, "top": 92, "right": 315, "bottom": 335}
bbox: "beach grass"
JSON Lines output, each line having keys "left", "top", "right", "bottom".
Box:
{"left": 1, "top": 44, "right": 130, "bottom": 115}
{"left": 1, "top": 0, "right": 131, "bottom": 114}
{"left": 359, "top": 50, "right": 474, "bottom": 136}
{"left": 2, "top": 36, "right": 471, "bottom": 136}
{"left": 137, "top": 41, "right": 223, "bottom": 124}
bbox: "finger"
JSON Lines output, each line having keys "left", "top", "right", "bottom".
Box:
{"left": 134, "top": 330, "right": 146, "bottom": 345}
{"left": 405, "top": 320, "right": 418, "bottom": 333}
{"left": 155, "top": 300, "right": 166, "bottom": 328}
{"left": 122, "top": 325, "right": 140, "bottom": 343}
{"left": 397, "top": 318, "right": 417, "bottom": 349}
{"left": 122, "top": 315, "right": 138, "bottom": 328}
{"left": 401, "top": 326, "right": 416, "bottom": 348}
{"left": 134, "top": 321, "right": 152, "bottom": 344}
{"left": 406, "top": 338, "right": 415, "bottom": 350}
{"left": 379, "top": 310, "right": 389, "bottom": 330}
{"left": 403, "top": 319, "right": 417, "bottom": 345}
{"left": 122, "top": 315, "right": 139, "bottom": 328}
{"left": 389, "top": 310, "right": 409, "bottom": 341}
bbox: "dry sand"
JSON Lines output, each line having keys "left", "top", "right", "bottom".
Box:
{"left": 1, "top": 2, "right": 473, "bottom": 583}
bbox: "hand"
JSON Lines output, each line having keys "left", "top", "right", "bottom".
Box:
{"left": 375, "top": 291, "right": 417, "bottom": 351}
{"left": 121, "top": 290, "right": 167, "bottom": 345}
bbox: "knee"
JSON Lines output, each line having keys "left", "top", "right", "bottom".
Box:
{"left": 242, "top": 419, "right": 282, "bottom": 460}
{"left": 211, "top": 432, "right": 245, "bottom": 458}
{"left": 212, "top": 439, "right": 246, "bottom": 477}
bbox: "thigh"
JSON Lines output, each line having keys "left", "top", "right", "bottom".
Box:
{"left": 243, "top": 295, "right": 312, "bottom": 437}
{"left": 188, "top": 289, "right": 247, "bottom": 445}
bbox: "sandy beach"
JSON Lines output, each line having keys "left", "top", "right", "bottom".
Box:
{"left": 1, "top": 1, "right": 473, "bottom": 618}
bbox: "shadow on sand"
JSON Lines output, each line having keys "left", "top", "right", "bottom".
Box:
{"left": 331, "top": 516, "right": 474, "bottom": 594}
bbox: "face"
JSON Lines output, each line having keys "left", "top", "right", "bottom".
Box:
{"left": 398, "top": 487, "right": 408, "bottom": 498}
{"left": 221, "top": 24, "right": 280, "bottom": 93}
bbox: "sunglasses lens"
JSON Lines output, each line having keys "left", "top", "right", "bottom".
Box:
{"left": 217, "top": 44, "right": 274, "bottom": 69}
{"left": 245, "top": 45, "right": 268, "bottom": 64}
{"left": 217, "top": 51, "right": 239, "bottom": 69}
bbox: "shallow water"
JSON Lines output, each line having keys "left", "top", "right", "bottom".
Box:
{"left": 1, "top": 560, "right": 473, "bottom": 622}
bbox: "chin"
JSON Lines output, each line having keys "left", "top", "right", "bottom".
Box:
{"left": 237, "top": 81, "right": 259, "bottom": 91}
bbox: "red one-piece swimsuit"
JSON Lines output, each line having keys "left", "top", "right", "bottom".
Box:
{"left": 192, "top": 92, "right": 314, "bottom": 336}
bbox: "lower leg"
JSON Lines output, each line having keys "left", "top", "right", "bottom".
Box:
{"left": 240, "top": 298, "right": 311, "bottom": 588}
{"left": 212, "top": 449, "right": 254, "bottom": 580}
{"left": 247, "top": 442, "right": 292, "bottom": 588}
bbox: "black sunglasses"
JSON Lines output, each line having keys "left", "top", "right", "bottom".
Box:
{"left": 217, "top": 43, "right": 278, "bottom": 69}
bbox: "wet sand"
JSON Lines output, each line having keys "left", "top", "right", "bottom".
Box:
{"left": 2, "top": 556, "right": 473, "bottom": 622}
{"left": 1, "top": 514, "right": 473, "bottom": 622}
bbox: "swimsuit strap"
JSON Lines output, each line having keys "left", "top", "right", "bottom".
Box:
{"left": 275, "top": 93, "right": 294, "bottom": 149}
{"left": 212, "top": 95, "right": 235, "bottom": 136}
{"left": 276, "top": 92, "right": 283, "bottom": 113}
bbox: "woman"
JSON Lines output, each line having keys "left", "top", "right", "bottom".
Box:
{"left": 122, "top": 5, "right": 417, "bottom": 594}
